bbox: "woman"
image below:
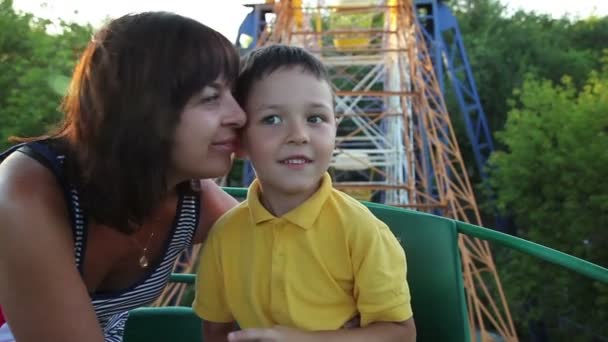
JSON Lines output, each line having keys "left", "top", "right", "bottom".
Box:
{"left": 0, "top": 12, "right": 245, "bottom": 342}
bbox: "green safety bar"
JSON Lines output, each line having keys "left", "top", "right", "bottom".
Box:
{"left": 456, "top": 221, "right": 608, "bottom": 284}
{"left": 223, "top": 187, "right": 247, "bottom": 198}
{"left": 170, "top": 223, "right": 607, "bottom": 285}
{"left": 169, "top": 273, "right": 195, "bottom": 284}
{"left": 215, "top": 187, "right": 608, "bottom": 285}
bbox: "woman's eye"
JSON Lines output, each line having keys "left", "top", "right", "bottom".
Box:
{"left": 261, "top": 115, "right": 281, "bottom": 125}
{"left": 201, "top": 93, "right": 220, "bottom": 104}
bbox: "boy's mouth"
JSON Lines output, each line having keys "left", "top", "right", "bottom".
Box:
{"left": 279, "top": 156, "right": 313, "bottom": 164}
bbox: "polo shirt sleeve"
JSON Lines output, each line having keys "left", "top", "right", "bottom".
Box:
{"left": 192, "top": 230, "right": 233, "bottom": 323}
{"left": 351, "top": 217, "right": 413, "bottom": 326}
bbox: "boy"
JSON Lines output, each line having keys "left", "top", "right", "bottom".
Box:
{"left": 193, "top": 44, "right": 416, "bottom": 342}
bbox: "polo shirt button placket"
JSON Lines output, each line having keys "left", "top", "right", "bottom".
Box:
{"left": 270, "top": 221, "right": 287, "bottom": 320}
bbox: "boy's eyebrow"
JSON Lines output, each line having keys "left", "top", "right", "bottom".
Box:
{"left": 309, "top": 102, "right": 333, "bottom": 110}
{"left": 254, "top": 102, "right": 332, "bottom": 111}
{"left": 254, "top": 102, "right": 333, "bottom": 110}
{"left": 253, "top": 104, "right": 283, "bottom": 112}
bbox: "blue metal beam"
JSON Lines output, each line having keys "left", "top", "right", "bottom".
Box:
{"left": 415, "top": 0, "right": 495, "bottom": 179}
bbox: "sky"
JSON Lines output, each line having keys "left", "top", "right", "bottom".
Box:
{"left": 12, "top": 0, "right": 608, "bottom": 42}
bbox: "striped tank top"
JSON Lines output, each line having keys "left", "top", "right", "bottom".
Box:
{"left": 0, "top": 141, "right": 200, "bottom": 342}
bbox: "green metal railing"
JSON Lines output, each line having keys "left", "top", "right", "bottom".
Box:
{"left": 170, "top": 187, "right": 607, "bottom": 285}
{"left": 456, "top": 221, "right": 607, "bottom": 284}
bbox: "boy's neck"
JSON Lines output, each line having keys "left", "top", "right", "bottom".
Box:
{"left": 257, "top": 181, "right": 322, "bottom": 217}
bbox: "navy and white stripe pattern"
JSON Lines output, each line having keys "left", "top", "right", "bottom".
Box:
{"left": 70, "top": 188, "right": 87, "bottom": 269}
{"left": 85, "top": 194, "right": 199, "bottom": 341}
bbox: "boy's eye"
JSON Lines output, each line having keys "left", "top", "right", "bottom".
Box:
{"left": 261, "top": 115, "right": 281, "bottom": 125}
{"left": 308, "top": 115, "right": 326, "bottom": 123}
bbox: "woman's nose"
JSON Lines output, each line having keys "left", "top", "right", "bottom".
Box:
{"left": 224, "top": 93, "right": 246, "bottom": 128}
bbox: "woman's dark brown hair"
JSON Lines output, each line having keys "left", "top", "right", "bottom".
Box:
{"left": 41, "top": 12, "right": 239, "bottom": 233}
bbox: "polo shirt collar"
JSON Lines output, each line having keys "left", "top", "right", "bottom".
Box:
{"left": 247, "top": 172, "right": 333, "bottom": 229}
{"left": 247, "top": 179, "right": 275, "bottom": 224}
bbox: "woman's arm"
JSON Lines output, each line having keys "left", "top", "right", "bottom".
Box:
{"left": 192, "top": 179, "right": 239, "bottom": 245}
{"left": 0, "top": 154, "right": 105, "bottom": 342}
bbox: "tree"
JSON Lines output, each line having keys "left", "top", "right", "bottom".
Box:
{"left": 0, "top": 0, "right": 92, "bottom": 150}
{"left": 448, "top": 0, "right": 605, "bottom": 136}
{"left": 487, "top": 55, "right": 608, "bottom": 340}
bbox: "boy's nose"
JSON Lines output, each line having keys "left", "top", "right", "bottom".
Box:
{"left": 287, "top": 122, "right": 309, "bottom": 144}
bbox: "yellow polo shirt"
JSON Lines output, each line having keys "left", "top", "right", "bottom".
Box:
{"left": 192, "top": 173, "right": 412, "bottom": 330}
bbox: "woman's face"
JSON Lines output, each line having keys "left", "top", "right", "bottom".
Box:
{"left": 168, "top": 79, "right": 246, "bottom": 186}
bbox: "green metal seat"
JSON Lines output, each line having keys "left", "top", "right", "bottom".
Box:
{"left": 366, "top": 202, "right": 470, "bottom": 341}
{"left": 123, "top": 193, "right": 608, "bottom": 342}
{"left": 123, "top": 306, "right": 201, "bottom": 342}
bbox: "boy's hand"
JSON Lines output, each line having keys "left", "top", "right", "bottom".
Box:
{"left": 227, "top": 326, "right": 310, "bottom": 342}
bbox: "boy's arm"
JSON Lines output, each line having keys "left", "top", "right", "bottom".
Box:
{"left": 317, "top": 217, "right": 416, "bottom": 340}
{"left": 226, "top": 320, "right": 415, "bottom": 342}
{"left": 204, "top": 320, "right": 236, "bottom": 342}
{"left": 320, "top": 319, "right": 415, "bottom": 341}
{"left": 192, "top": 227, "right": 236, "bottom": 340}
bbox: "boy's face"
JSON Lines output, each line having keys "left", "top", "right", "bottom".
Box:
{"left": 242, "top": 67, "right": 336, "bottom": 198}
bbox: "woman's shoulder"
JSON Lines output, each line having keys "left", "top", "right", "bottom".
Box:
{"left": 0, "top": 148, "right": 68, "bottom": 221}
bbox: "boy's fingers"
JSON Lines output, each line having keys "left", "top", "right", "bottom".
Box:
{"left": 227, "top": 328, "right": 275, "bottom": 341}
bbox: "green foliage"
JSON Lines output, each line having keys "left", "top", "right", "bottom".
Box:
{"left": 444, "top": 0, "right": 608, "bottom": 185}
{"left": 0, "top": 0, "right": 92, "bottom": 150}
{"left": 488, "top": 59, "right": 608, "bottom": 339}
{"left": 443, "top": 16, "right": 608, "bottom": 339}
